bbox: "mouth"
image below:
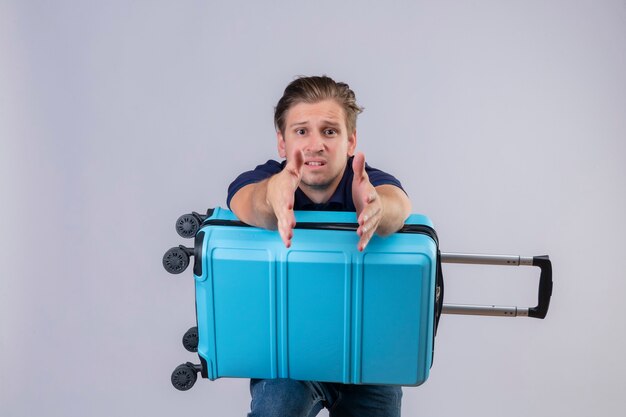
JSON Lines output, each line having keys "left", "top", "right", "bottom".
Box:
{"left": 305, "top": 160, "right": 326, "bottom": 167}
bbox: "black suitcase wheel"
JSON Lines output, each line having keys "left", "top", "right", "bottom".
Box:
{"left": 162, "top": 247, "right": 189, "bottom": 274}
{"left": 182, "top": 327, "right": 199, "bottom": 352}
{"left": 175, "top": 214, "right": 201, "bottom": 239}
{"left": 171, "top": 363, "right": 198, "bottom": 391}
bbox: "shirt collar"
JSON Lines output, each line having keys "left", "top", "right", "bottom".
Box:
{"left": 292, "top": 156, "right": 355, "bottom": 211}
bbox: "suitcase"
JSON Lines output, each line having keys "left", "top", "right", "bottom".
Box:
{"left": 162, "top": 207, "right": 552, "bottom": 391}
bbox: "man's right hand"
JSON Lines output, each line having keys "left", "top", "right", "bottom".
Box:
{"left": 265, "top": 149, "right": 304, "bottom": 248}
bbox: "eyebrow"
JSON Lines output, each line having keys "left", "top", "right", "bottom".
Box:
{"left": 288, "top": 120, "right": 342, "bottom": 129}
{"left": 323, "top": 120, "right": 341, "bottom": 129}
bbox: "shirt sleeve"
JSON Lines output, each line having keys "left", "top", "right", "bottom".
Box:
{"left": 226, "top": 160, "right": 284, "bottom": 209}
{"left": 365, "top": 163, "right": 405, "bottom": 192}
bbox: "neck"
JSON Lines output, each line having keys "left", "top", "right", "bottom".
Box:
{"left": 298, "top": 185, "right": 336, "bottom": 204}
{"left": 299, "top": 167, "right": 346, "bottom": 204}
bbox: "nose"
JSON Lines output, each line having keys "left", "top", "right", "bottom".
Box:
{"left": 304, "top": 132, "right": 324, "bottom": 154}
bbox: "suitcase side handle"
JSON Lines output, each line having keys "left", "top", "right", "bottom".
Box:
{"left": 440, "top": 253, "right": 553, "bottom": 319}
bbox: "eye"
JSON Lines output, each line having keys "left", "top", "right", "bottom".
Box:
{"left": 295, "top": 128, "right": 306, "bottom": 135}
{"left": 324, "top": 129, "right": 337, "bottom": 136}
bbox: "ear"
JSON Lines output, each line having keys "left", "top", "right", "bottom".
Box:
{"left": 347, "top": 130, "right": 357, "bottom": 157}
{"left": 277, "top": 130, "right": 287, "bottom": 158}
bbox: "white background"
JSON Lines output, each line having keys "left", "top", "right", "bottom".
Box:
{"left": 1, "top": 1, "right": 625, "bottom": 416}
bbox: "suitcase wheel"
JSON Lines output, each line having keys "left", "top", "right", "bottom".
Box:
{"left": 162, "top": 247, "right": 190, "bottom": 274}
{"left": 171, "top": 363, "right": 198, "bottom": 391}
{"left": 175, "top": 214, "right": 201, "bottom": 239}
{"left": 182, "top": 327, "right": 199, "bottom": 352}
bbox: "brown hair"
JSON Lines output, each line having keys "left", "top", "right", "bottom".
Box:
{"left": 274, "top": 75, "right": 363, "bottom": 135}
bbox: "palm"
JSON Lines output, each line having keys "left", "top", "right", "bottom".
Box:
{"left": 351, "top": 152, "right": 381, "bottom": 251}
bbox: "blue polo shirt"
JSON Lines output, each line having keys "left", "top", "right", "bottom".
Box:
{"left": 227, "top": 156, "right": 405, "bottom": 211}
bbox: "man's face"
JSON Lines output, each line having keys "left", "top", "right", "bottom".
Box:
{"left": 277, "top": 99, "right": 357, "bottom": 200}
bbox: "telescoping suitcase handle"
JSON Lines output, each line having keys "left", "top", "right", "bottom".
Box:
{"left": 440, "top": 253, "right": 553, "bottom": 319}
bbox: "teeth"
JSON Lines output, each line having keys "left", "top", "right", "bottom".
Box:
{"left": 307, "top": 162, "right": 323, "bottom": 166}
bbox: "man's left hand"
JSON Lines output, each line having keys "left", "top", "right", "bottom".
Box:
{"left": 352, "top": 152, "right": 383, "bottom": 251}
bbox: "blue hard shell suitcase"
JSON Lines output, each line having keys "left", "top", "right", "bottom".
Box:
{"left": 163, "top": 208, "right": 552, "bottom": 391}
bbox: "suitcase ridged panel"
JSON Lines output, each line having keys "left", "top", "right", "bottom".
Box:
{"left": 212, "top": 248, "right": 274, "bottom": 378}
{"left": 360, "top": 253, "right": 433, "bottom": 385}
{"left": 285, "top": 250, "right": 350, "bottom": 382}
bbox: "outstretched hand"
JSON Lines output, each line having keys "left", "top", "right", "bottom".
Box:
{"left": 352, "top": 152, "right": 383, "bottom": 251}
{"left": 266, "top": 149, "right": 304, "bottom": 248}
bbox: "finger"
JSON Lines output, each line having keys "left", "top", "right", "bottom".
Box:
{"left": 277, "top": 210, "right": 295, "bottom": 248}
{"left": 279, "top": 224, "right": 293, "bottom": 248}
{"left": 357, "top": 191, "right": 380, "bottom": 224}
{"left": 286, "top": 148, "right": 305, "bottom": 180}
{"left": 358, "top": 226, "right": 376, "bottom": 252}
{"left": 358, "top": 204, "right": 381, "bottom": 230}
{"left": 352, "top": 152, "right": 366, "bottom": 183}
{"left": 292, "top": 148, "right": 304, "bottom": 170}
{"left": 358, "top": 204, "right": 381, "bottom": 237}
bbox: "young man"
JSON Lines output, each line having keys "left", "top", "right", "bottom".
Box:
{"left": 227, "top": 76, "right": 411, "bottom": 417}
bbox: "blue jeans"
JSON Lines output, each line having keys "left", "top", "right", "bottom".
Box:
{"left": 247, "top": 379, "right": 402, "bottom": 417}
